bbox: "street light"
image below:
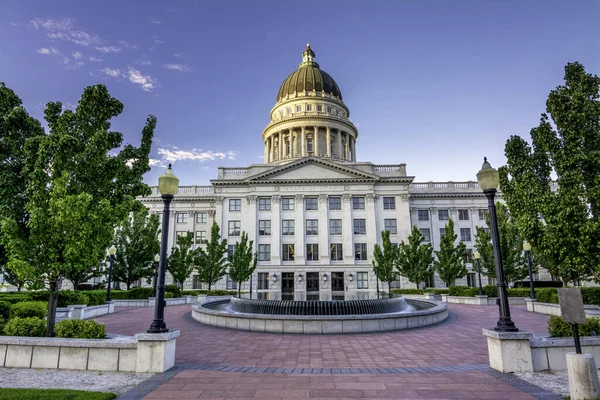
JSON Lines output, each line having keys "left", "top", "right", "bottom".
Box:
{"left": 152, "top": 254, "right": 160, "bottom": 296}
{"left": 477, "top": 158, "right": 518, "bottom": 332}
{"left": 106, "top": 245, "right": 117, "bottom": 302}
{"left": 474, "top": 251, "right": 483, "bottom": 296}
{"left": 523, "top": 241, "right": 536, "bottom": 300}
{"left": 148, "top": 164, "right": 179, "bottom": 333}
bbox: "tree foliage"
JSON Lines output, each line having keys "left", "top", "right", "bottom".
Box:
{"left": 395, "top": 226, "right": 434, "bottom": 290}
{"left": 112, "top": 208, "right": 161, "bottom": 290}
{"left": 434, "top": 219, "right": 467, "bottom": 287}
{"left": 1, "top": 84, "right": 155, "bottom": 336}
{"left": 167, "top": 232, "right": 197, "bottom": 289}
{"left": 499, "top": 62, "right": 599, "bottom": 284}
{"left": 227, "top": 231, "right": 257, "bottom": 297}
{"left": 373, "top": 230, "right": 397, "bottom": 296}
{"left": 196, "top": 222, "right": 228, "bottom": 292}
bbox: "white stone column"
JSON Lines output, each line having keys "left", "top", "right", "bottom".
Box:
{"left": 207, "top": 210, "right": 216, "bottom": 229}
{"left": 214, "top": 197, "right": 224, "bottom": 237}
{"left": 351, "top": 137, "right": 356, "bottom": 161}
{"left": 278, "top": 131, "right": 282, "bottom": 161}
{"left": 326, "top": 127, "right": 331, "bottom": 157}
{"left": 301, "top": 126, "right": 306, "bottom": 157}
{"left": 314, "top": 126, "right": 319, "bottom": 157}
{"left": 290, "top": 129, "right": 294, "bottom": 158}
{"left": 190, "top": 210, "right": 197, "bottom": 248}
{"left": 295, "top": 194, "right": 305, "bottom": 264}
{"left": 264, "top": 141, "right": 268, "bottom": 162}
{"left": 318, "top": 194, "right": 329, "bottom": 264}
{"left": 366, "top": 193, "right": 378, "bottom": 261}
{"left": 345, "top": 133, "right": 349, "bottom": 160}
{"left": 337, "top": 130, "right": 342, "bottom": 159}
{"left": 246, "top": 196, "right": 257, "bottom": 244}
{"left": 271, "top": 195, "right": 281, "bottom": 264}
{"left": 169, "top": 210, "right": 177, "bottom": 250}
{"left": 342, "top": 194, "right": 353, "bottom": 262}
{"left": 269, "top": 136, "right": 274, "bottom": 163}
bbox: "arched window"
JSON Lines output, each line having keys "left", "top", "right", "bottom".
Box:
{"left": 307, "top": 136, "right": 314, "bottom": 155}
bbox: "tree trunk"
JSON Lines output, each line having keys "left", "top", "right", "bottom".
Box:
{"left": 126, "top": 281, "right": 131, "bottom": 290}
{"left": 238, "top": 284, "right": 241, "bottom": 298}
{"left": 388, "top": 282, "right": 392, "bottom": 297}
{"left": 208, "top": 282, "right": 212, "bottom": 294}
{"left": 416, "top": 282, "right": 420, "bottom": 290}
{"left": 45, "top": 278, "right": 61, "bottom": 337}
{"left": 71, "top": 279, "right": 80, "bottom": 290}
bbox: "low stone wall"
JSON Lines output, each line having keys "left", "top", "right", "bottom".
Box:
{"left": 531, "top": 336, "right": 600, "bottom": 371}
{"left": 443, "top": 295, "right": 527, "bottom": 306}
{"left": 112, "top": 299, "right": 150, "bottom": 307}
{"left": 0, "top": 331, "right": 179, "bottom": 373}
{"left": 526, "top": 300, "right": 600, "bottom": 318}
{"left": 192, "top": 299, "right": 448, "bottom": 334}
{"left": 56, "top": 303, "right": 115, "bottom": 322}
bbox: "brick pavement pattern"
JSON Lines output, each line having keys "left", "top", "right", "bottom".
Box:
{"left": 96, "top": 304, "right": 555, "bottom": 399}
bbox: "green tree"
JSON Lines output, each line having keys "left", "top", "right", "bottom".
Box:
{"left": 1, "top": 85, "right": 155, "bottom": 336}
{"left": 227, "top": 232, "right": 257, "bottom": 297}
{"left": 196, "top": 222, "right": 228, "bottom": 293}
{"left": 167, "top": 232, "right": 197, "bottom": 289}
{"left": 372, "top": 230, "right": 397, "bottom": 296}
{"left": 112, "top": 208, "right": 161, "bottom": 290}
{"left": 64, "top": 261, "right": 104, "bottom": 290}
{"left": 434, "top": 219, "right": 467, "bottom": 287}
{"left": 395, "top": 226, "right": 434, "bottom": 290}
{"left": 500, "top": 62, "right": 600, "bottom": 285}
{"left": 0, "top": 83, "right": 44, "bottom": 289}
{"left": 474, "top": 226, "right": 495, "bottom": 280}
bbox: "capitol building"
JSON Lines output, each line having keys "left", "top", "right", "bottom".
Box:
{"left": 141, "top": 44, "right": 497, "bottom": 300}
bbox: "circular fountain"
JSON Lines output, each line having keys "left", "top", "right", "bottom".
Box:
{"left": 192, "top": 295, "right": 447, "bottom": 334}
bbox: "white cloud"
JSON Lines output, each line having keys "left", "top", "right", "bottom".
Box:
{"left": 153, "top": 36, "right": 165, "bottom": 45}
{"left": 119, "top": 40, "right": 137, "bottom": 49}
{"left": 101, "top": 67, "right": 121, "bottom": 77}
{"left": 89, "top": 55, "right": 102, "bottom": 62}
{"left": 150, "top": 19, "right": 161, "bottom": 25}
{"left": 31, "top": 17, "right": 102, "bottom": 47}
{"left": 37, "top": 47, "right": 60, "bottom": 55}
{"left": 164, "top": 63, "right": 191, "bottom": 72}
{"left": 149, "top": 159, "right": 163, "bottom": 167}
{"left": 157, "top": 147, "right": 238, "bottom": 164}
{"left": 72, "top": 51, "right": 83, "bottom": 59}
{"left": 95, "top": 45, "right": 121, "bottom": 53}
{"left": 173, "top": 52, "right": 187, "bottom": 58}
{"left": 138, "top": 59, "right": 152, "bottom": 66}
{"left": 126, "top": 67, "right": 157, "bottom": 91}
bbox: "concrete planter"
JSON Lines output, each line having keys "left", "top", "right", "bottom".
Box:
{"left": 446, "top": 296, "right": 528, "bottom": 306}
{"left": 526, "top": 300, "right": 600, "bottom": 318}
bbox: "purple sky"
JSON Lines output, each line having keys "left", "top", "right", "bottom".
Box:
{"left": 1, "top": 0, "right": 598, "bottom": 186}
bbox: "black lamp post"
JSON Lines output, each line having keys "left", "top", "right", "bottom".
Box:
{"left": 523, "top": 241, "right": 536, "bottom": 300}
{"left": 148, "top": 164, "right": 179, "bottom": 333}
{"left": 477, "top": 158, "right": 518, "bottom": 332}
{"left": 152, "top": 253, "right": 160, "bottom": 297}
{"left": 106, "top": 245, "right": 117, "bottom": 302}
{"left": 474, "top": 251, "right": 484, "bottom": 296}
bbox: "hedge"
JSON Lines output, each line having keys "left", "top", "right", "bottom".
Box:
{"left": 55, "top": 319, "right": 106, "bottom": 339}
{"left": 548, "top": 315, "right": 600, "bottom": 337}
{"left": 4, "top": 317, "right": 46, "bottom": 337}
{"left": 9, "top": 301, "right": 47, "bottom": 319}
{"left": 0, "top": 301, "right": 11, "bottom": 320}
{"left": 0, "top": 294, "right": 33, "bottom": 304}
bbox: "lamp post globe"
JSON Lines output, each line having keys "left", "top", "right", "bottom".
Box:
{"left": 106, "top": 245, "right": 117, "bottom": 303}
{"left": 523, "top": 241, "right": 536, "bottom": 300}
{"left": 474, "top": 251, "right": 484, "bottom": 297}
{"left": 152, "top": 253, "right": 160, "bottom": 296}
{"left": 477, "top": 158, "right": 518, "bottom": 332}
{"left": 148, "top": 164, "right": 179, "bottom": 333}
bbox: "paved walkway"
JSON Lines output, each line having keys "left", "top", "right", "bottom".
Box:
{"left": 96, "top": 304, "right": 559, "bottom": 399}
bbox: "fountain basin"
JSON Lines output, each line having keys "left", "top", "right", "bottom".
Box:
{"left": 192, "top": 298, "right": 448, "bottom": 334}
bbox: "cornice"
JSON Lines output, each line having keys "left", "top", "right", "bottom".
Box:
{"left": 262, "top": 116, "right": 358, "bottom": 140}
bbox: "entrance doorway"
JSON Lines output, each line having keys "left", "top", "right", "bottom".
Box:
{"left": 331, "top": 272, "right": 345, "bottom": 301}
{"left": 282, "top": 272, "right": 294, "bottom": 300}
{"left": 306, "top": 272, "right": 319, "bottom": 301}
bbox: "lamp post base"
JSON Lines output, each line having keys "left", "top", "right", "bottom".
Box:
{"left": 147, "top": 321, "right": 169, "bottom": 334}
{"left": 494, "top": 317, "right": 519, "bottom": 333}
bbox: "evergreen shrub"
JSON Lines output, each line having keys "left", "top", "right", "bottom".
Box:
{"left": 4, "top": 317, "right": 46, "bottom": 337}
{"left": 9, "top": 301, "right": 47, "bottom": 319}
{"left": 55, "top": 319, "right": 106, "bottom": 339}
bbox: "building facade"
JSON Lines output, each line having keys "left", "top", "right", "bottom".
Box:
{"left": 140, "top": 44, "right": 503, "bottom": 299}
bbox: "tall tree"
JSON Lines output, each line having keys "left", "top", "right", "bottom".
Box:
{"left": 64, "top": 261, "right": 104, "bottom": 290}
{"left": 474, "top": 226, "right": 495, "bottom": 281}
{"left": 372, "top": 230, "right": 397, "bottom": 296}
{"left": 1, "top": 85, "right": 155, "bottom": 336}
{"left": 395, "top": 226, "right": 435, "bottom": 290}
{"left": 196, "top": 222, "right": 228, "bottom": 293}
{"left": 167, "top": 232, "right": 197, "bottom": 289}
{"left": 500, "top": 62, "right": 600, "bottom": 285}
{"left": 112, "top": 208, "right": 161, "bottom": 290}
{"left": 227, "top": 231, "right": 257, "bottom": 297}
{"left": 434, "top": 219, "right": 467, "bottom": 287}
{"left": 0, "top": 83, "right": 44, "bottom": 289}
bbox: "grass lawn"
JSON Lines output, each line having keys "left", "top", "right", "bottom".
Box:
{"left": 0, "top": 388, "right": 116, "bottom": 399}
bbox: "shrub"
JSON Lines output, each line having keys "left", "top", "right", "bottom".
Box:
{"left": 581, "top": 288, "right": 600, "bottom": 307}
{"left": 107, "top": 290, "right": 129, "bottom": 300}
{"left": 165, "top": 285, "right": 182, "bottom": 298}
{"left": 206, "top": 290, "right": 240, "bottom": 296}
{"left": 390, "top": 289, "right": 425, "bottom": 295}
{"left": 448, "top": 286, "right": 479, "bottom": 297}
{"left": 30, "top": 291, "right": 51, "bottom": 302}
{"left": 425, "top": 289, "right": 450, "bottom": 295}
{"left": 127, "top": 287, "right": 155, "bottom": 299}
{"left": 0, "top": 301, "right": 11, "bottom": 320}
{"left": 0, "top": 294, "right": 33, "bottom": 304}
{"left": 513, "top": 280, "right": 563, "bottom": 288}
{"left": 0, "top": 317, "right": 5, "bottom": 335}
{"left": 505, "top": 288, "right": 532, "bottom": 298}
{"left": 9, "top": 301, "right": 47, "bottom": 319}
{"left": 55, "top": 319, "right": 106, "bottom": 339}
{"left": 182, "top": 290, "right": 207, "bottom": 296}
{"left": 548, "top": 315, "right": 600, "bottom": 337}
{"left": 57, "top": 291, "right": 89, "bottom": 308}
{"left": 4, "top": 317, "right": 46, "bottom": 337}
{"left": 82, "top": 291, "right": 107, "bottom": 306}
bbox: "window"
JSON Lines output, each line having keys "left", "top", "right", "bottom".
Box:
{"left": 295, "top": 105, "right": 302, "bottom": 112}
{"left": 352, "top": 196, "right": 365, "bottom": 210}
{"left": 384, "top": 219, "right": 397, "bottom": 234}
{"left": 440, "top": 228, "right": 446, "bottom": 237}
{"left": 259, "top": 198, "right": 271, "bottom": 211}
{"left": 258, "top": 220, "right": 271, "bottom": 236}
{"left": 317, "top": 104, "right": 323, "bottom": 112}
{"left": 258, "top": 244, "right": 271, "bottom": 261}
{"left": 282, "top": 244, "right": 295, "bottom": 261}
{"left": 329, "top": 219, "right": 342, "bottom": 235}
{"left": 438, "top": 209, "right": 449, "bottom": 221}
{"left": 227, "top": 245, "right": 236, "bottom": 260}
{"left": 307, "top": 138, "right": 314, "bottom": 154}
{"left": 478, "top": 209, "right": 488, "bottom": 220}
{"left": 176, "top": 231, "right": 187, "bottom": 238}
{"left": 463, "top": 248, "right": 474, "bottom": 264}
{"left": 176, "top": 213, "right": 187, "bottom": 223}
{"left": 286, "top": 107, "right": 291, "bottom": 115}
{"left": 196, "top": 212, "right": 208, "bottom": 224}
{"left": 228, "top": 221, "right": 241, "bottom": 236}
{"left": 282, "top": 197, "right": 294, "bottom": 210}
{"left": 354, "top": 243, "right": 367, "bottom": 260}
{"left": 226, "top": 275, "right": 237, "bottom": 290}
{"left": 192, "top": 275, "right": 203, "bottom": 290}
{"left": 229, "top": 199, "right": 241, "bottom": 211}
{"left": 195, "top": 231, "right": 207, "bottom": 244}
{"left": 258, "top": 272, "right": 269, "bottom": 289}
{"left": 257, "top": 292, "right": 268, "bottom": 300}
{"left": 305, "top": 197, "right": 318, "bottom": 210}
{"left": 306, "top": 219, "right": 318, "bottom": 235}
{"left": 329, "top": 196, "right": 342, "bottom": 210}
{"left": 357, "top": 272, "right": 368, "bottom": 289}
{"left": 418, "top": 210, "right": 429, "bottom": 221}
{"left": 460, "top": 227, "right": 472, "bottom": 242}
{"left": 383, "top": 197, "right": 396, "bottom": 210}
{"left": 306, "top": 272, "right": 319, "bottom": 293}
{"left": 420, "top": 228, "right": 431, "bottom": 242}
{"left": 458, "top": 209, "right": 470, "bottom": 221}
{"left": 306, "top": 244, "right": 319, "bottom": 261}
{"left": 330, "top": 244, "right": 343, "bottom": 261}
{"left": 282, "top": 220, "right": 295, "bottom": 235}
{"left": 306, "top": 104, "right": 312, "bottom": 112}
{"left": 353, "top": 219, "right": 366, "bottom": 234}
{"left": 327, "top": 106, "right": 332, "bottom": 113}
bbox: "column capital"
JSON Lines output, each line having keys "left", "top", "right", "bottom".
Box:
{"left": 247, "top": 195, "right": 257, "bottom": 204}
{"left": 319, "top": 194, "right": 328, "bottom": 203}
{"left": 271, "top": 195, "right": 281, "bottom": 203}
{"left": 207, "top": 210, "right": 216, "bottom": 217}
{"left": 215, "top": 197, "right": 224, "bottom": 204}
{"left": 295, "top": 194, "right": 305, "bottom": 202}
{"left": 342, "top": 194, "right": 351, "bottom": 203}
{"left": 366, "top": 193, "right": 378, "bottom": 203}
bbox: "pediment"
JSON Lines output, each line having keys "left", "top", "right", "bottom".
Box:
{"left": 245, "top": 158, "right": 379, "bottom": 183}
